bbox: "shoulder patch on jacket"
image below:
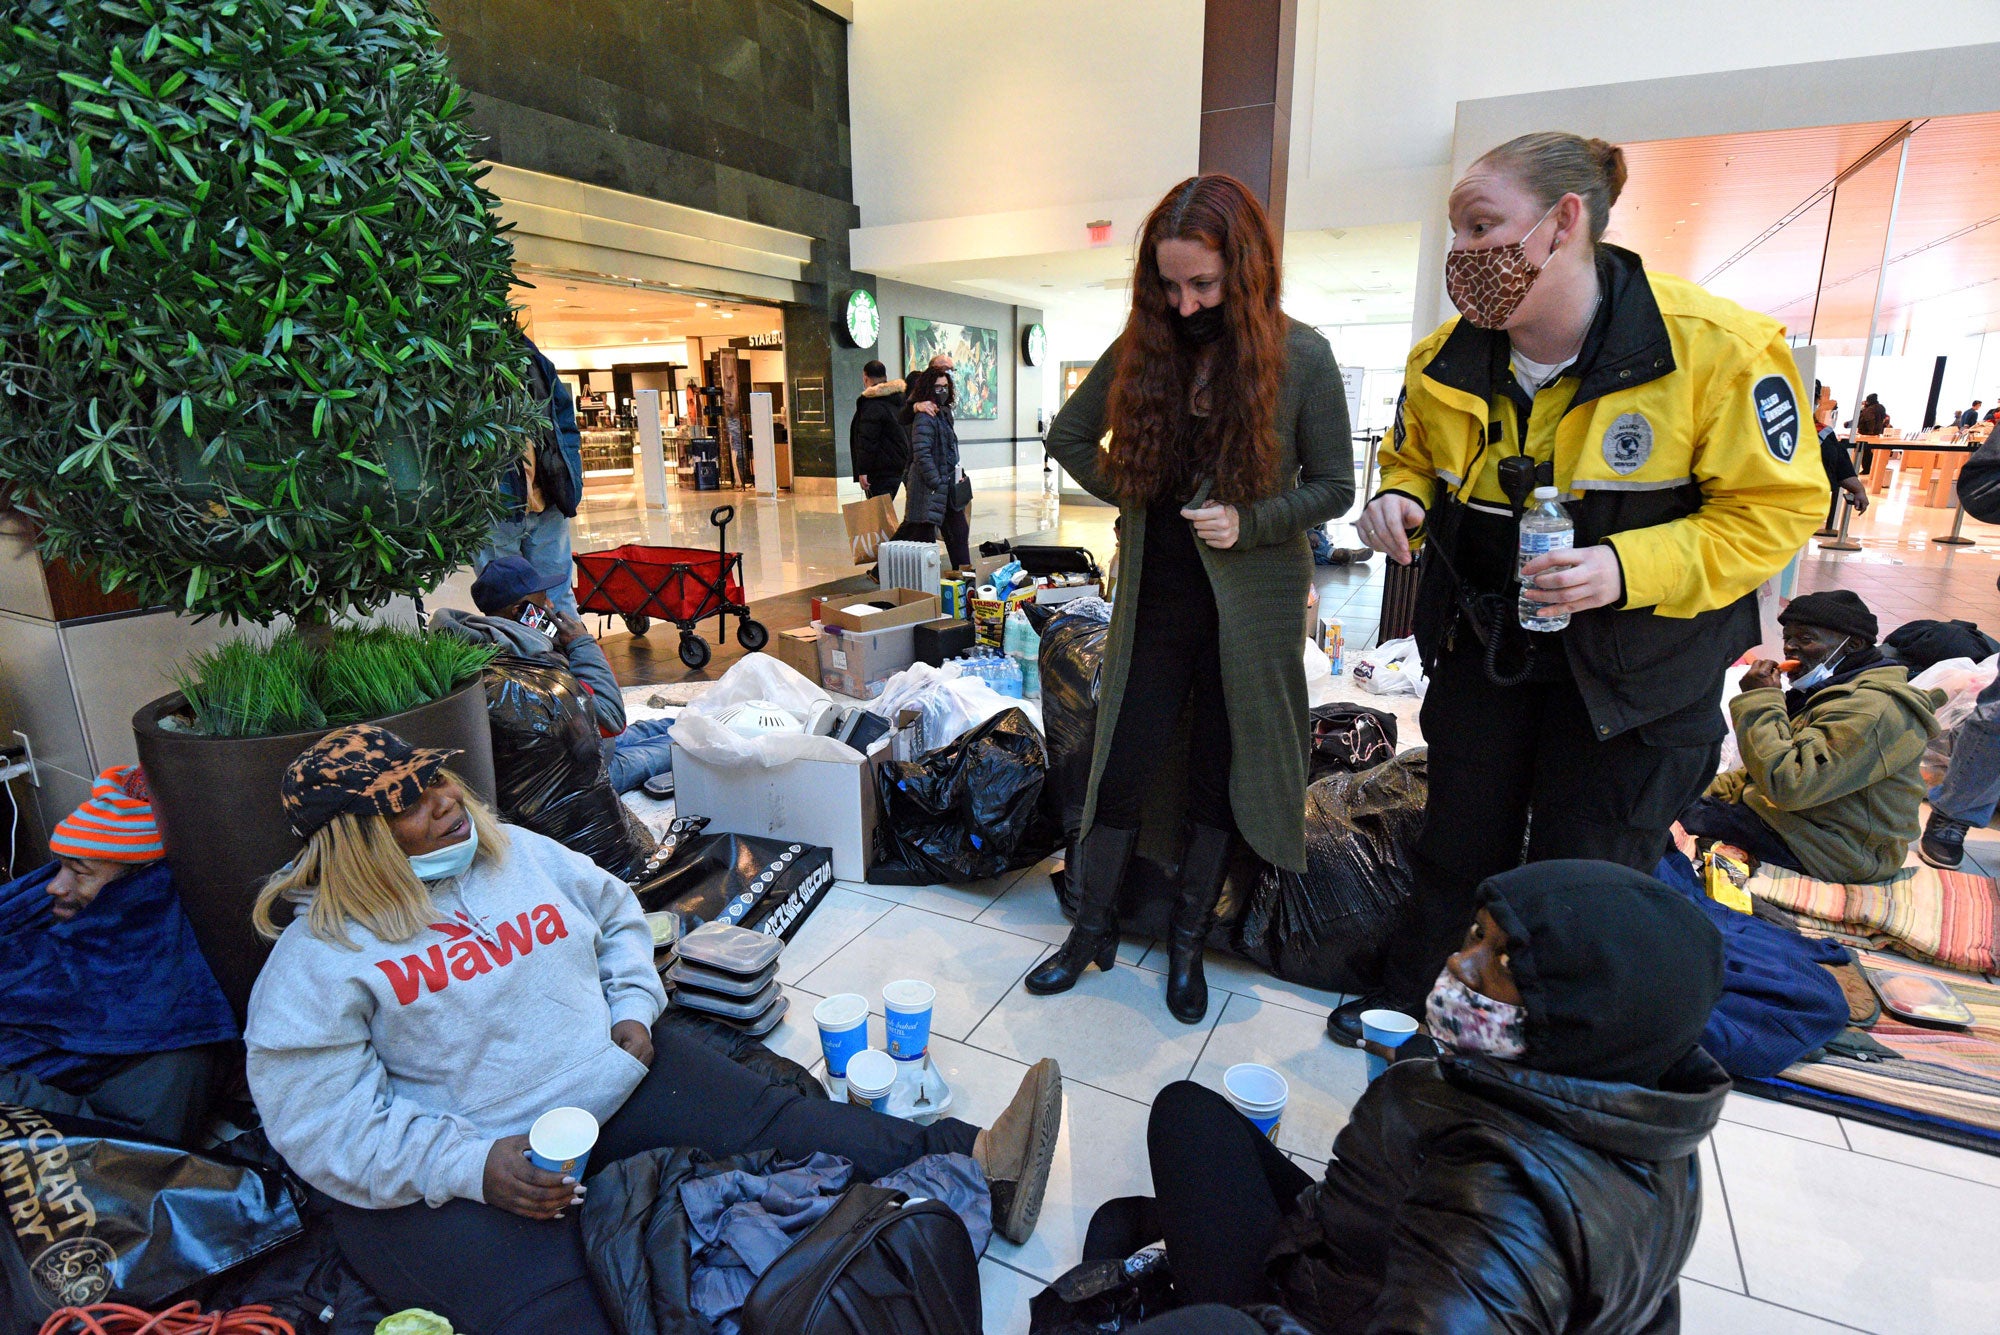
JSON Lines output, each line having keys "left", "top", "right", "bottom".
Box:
{"left": 1753, "top": 375, "right": 1800, "bottom": 462}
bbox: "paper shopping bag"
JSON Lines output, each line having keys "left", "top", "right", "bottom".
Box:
{"left": 843, "top": 493, "right": 899, "bottom": 565}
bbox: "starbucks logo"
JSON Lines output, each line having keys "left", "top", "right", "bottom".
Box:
{"left": 31, "top": 1237, "right": 115, "bottom": 1306}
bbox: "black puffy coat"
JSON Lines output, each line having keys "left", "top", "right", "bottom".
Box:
{"left": 849, "top": 380, "right": 909, "bottom": 480}
{"left": 1267, "top": 1047, "right": 1728, "bottom": 1334}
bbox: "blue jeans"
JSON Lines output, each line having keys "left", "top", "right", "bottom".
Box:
{"left": 1932, "top": 676, "right": 2000, "bottom": 825}
{"left": 477, "top": 506, "right": 578, "bottom": 618}
{"left": 607, "top": 717, "right": 675, "bottom": 794}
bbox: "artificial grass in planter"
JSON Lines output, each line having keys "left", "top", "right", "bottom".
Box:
{"left": 172, "top": 627, "right": 496, "bottom": 738}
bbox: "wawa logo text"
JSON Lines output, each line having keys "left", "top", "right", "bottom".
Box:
{"left": 373, "top": 905, "right": 569, "bottom": 1005}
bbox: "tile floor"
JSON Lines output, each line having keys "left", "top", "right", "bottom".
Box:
{"left": 631, "top": 452, "right": 2000, "bottom": 1332}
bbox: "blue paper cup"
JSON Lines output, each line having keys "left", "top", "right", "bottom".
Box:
{"left": 882, "top": 979, "right": 936, "bottom": 1062}
{"left": 527, "top": 1106, "right": 598, "bottom": 1178}
{"left": 844, "top": 1049, "right": 897, "bottom": 1113}
{"left": 814, "top": 993, "right": 871, "bottom": 1078}
{"left": 1222, "top": 1063, "right": 1288, "bottom": 1143}
{"left": 1361, "top": 1009, "right": 1420, "bottom": 1082}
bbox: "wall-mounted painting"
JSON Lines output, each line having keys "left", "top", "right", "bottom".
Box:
{"left": 901, "top": 317, "right": 1000, "bottom": 420}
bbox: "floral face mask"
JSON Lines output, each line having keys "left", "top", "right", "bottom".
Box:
{"left": 1425, "top": 967, "right": 1528, "bottom": 1061}
{"left": 1443, "top": 202, "right": 1560, "bottom": 329}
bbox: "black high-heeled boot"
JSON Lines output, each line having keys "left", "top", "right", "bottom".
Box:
{"left": 1025, "top": 824, "right": 1138, "bottom": 995}
{"left": 1165, "top": 824, "right": 1232, "bottom": 1023}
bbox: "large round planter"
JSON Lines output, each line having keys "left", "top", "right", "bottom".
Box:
{"left": 132, "top": 679, "right": 497, "bottom": 1019}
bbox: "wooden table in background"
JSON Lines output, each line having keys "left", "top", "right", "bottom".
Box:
{"left": 1858, "top": 434, "right": 1983, "bottom": 508}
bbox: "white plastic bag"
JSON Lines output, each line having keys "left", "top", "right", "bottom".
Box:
{"left": 1352, "top": 637, "right": 1427, "bottom": 698}
{"left": 1911, "top": 654, "right": 1999, "bottom": 730}
{"left": 671, "top": 656, "right": 859, "bottom": 768}
{"left": 867, "top": 661, "right": 1041, "bottom": 751}
{"left": 1303, "top": 640, "right": 1338, "bottom": 708}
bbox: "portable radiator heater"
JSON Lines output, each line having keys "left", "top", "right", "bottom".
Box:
{"left": 878, "top": 540, "right": 943, "bottom": 596}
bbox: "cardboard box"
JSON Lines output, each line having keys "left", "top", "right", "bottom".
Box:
{"left": 672, "top": 721, "right": 913, "bottom": 882}
{"left": 971, "top": 588, "right": 1035, "bottom": 646}
{"left": 820, "top": 588, "right": 940, "bottom": 634}
{"left": 1034, "top": 581, "right": 1100, "bottom": 606}
{"left": 776, "top": 626, "right": 821, "bottom": 681}
{"left": 819, "top": 621, "right": 917, "bottom": 697}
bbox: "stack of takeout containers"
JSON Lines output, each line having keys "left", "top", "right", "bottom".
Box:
{"left": 664, "top": 921, "right": 786, "bottom": 1036}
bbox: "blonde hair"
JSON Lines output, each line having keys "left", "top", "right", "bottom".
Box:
{"left": 1475, "top": 132, "right": 1628, "bottom": 243}
{"left": 253, "top": 772, "right": 509, "bottom": 947}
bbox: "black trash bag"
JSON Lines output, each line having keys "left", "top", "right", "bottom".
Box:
{"left": 1231, "top": 750, "right": 1427, "bottom": 995}
{"left": 633, "top": 831, "right": 834, "bottom": 944}
{"left": 1308, "top": 702, "right": 1399, "bottom": 783}
{"left": 1029, "top": 1251, "right": 1178, "bottom": 1333}
{"left": 871, "top": 709, "right": 1056, "bottom": 884}
{"left": 200, "top": 1221, "right": 386, "bottom": 1335}
{"left": 485, "top": 655, "right": 656, "bottom": 882}
{"left": 0, "top": 1104, "right": 302, "bottom": 1331}
{"left": 1884, "top": 618, "right": 2000, "bottom": 673}
{"left": 1038, "top": 598, "right": 1113, "bottom": 844}
{"left": 654, "top": 1008, "right": 828, "bottom": 1105}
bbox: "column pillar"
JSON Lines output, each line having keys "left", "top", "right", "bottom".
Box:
{"left": 1198, "top": 0, "right": 1299, "bottom": 235}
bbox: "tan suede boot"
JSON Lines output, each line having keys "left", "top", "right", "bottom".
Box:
{"left": 973, "top": 1057, "right": 1062, "bottom": 1244}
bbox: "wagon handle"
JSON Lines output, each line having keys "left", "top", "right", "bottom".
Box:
{"left": 710, "top": 505, "right": 735, "bottom": 532}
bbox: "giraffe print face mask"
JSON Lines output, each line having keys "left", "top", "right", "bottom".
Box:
{"left": 1444, "top": 202, "right": 1560, "bottom": 330}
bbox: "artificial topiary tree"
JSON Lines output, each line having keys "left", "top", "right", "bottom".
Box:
{"left": 0, "top": 0, "right": 537, "bottom": 628}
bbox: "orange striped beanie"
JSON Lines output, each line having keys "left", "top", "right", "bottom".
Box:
{"left": 49, "top": 765, "right": 164, "bottom": 863}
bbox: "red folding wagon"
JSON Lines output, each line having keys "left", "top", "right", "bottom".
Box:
{"left": 573, "top": 505, "right": 768, "bottom": 669}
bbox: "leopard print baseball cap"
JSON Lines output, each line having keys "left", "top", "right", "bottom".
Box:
{"left": 282, "top": 723, "right": 462, "bottom": 840}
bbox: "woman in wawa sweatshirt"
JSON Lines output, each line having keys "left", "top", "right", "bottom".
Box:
{"left": 245, "top": 724, "right": 1063, "bottom": 1335}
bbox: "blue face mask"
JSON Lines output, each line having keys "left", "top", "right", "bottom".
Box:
{"left": 1784, "top": 637, "right": 1851, "bottom": 693}
{"left": 408, "top": 828, "right": 478, "bottom": 881}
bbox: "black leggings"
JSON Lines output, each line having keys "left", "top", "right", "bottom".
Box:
{"left": 1094, "top": 538, "right": 1233, "bottom": 833}
{"left": 1085, "top": 1081, "right": 1312, "bottom": 1308}
{"left": 892, "top": 507, "right": 971, "bottom": 571}
{"left": 323, "top": 1014, "right": 979, "bottom": 1335}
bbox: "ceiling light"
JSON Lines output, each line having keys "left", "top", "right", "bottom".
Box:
{"left": 720, "top": 312, "right": 735, "bottom": 319}
{"left": 1675, "top": 219, "right": 1685, "bottom": 225}
{"left": 696, "top": 301, "right": 708, "bottom": 307}
{"left": 628, "top": 306, "right": 639, "bottom": 311}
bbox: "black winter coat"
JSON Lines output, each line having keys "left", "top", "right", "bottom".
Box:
{"left": 849, "top": 381, "right": 910, "bottom": 480}
{"left": 904, "top": 407, "right": 961, "bottom": 527}
{"left": 1268, "top": 1048, "right": 1728, "bottom": 1334}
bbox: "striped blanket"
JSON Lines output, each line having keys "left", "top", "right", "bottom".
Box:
{"left": 1748, "top": 862, "right": 2000, "bottom": 975}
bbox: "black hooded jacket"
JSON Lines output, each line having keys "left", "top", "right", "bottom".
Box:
{"left": 849, "top": 379, "right": 910, "bottom": 479}
{"left": 1269, "top": 1048, "right": 1728, "bottom": 1334}
{"left": 1270, "top": 862, "right": 1728, "bottom": 1332}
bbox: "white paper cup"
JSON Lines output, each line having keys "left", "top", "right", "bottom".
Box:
{"left": 844, "top": 1048, "right": 897, "bottom": 1112}
{"left": 527, "top": 1106, "right": 599, "bottom": 1177}
{"left": 1221, "top": 1063, "right": 1289, "bottom": 1142}
{"left": 813, "top": 993, "right": 871, "bottom": 1078}
{"left": 1361, "top": 1009, "right": 1420, "bottom": 1082}
{"left": 882, "top": 979, "right": 936, "bottom": 1061}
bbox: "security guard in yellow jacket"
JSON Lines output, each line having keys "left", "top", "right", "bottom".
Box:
{"left": 1330, "top": 132, "right": 1826, "bottom": 1045}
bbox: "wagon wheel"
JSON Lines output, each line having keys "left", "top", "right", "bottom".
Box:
{"left": 678, "top": 632, "right": 712, "bottom": 670}
{"left": 736, "top": 619, "right": 770, "bottom": 652}
{"left": 623, "top": 613, "right": 652, "bottom": 637}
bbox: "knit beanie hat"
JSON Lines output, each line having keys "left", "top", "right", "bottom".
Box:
{"left": 1778, "top": 589, "right": 1878, "bottom": 645}
{"left": 49, "top": 765, "right": 164, "bottom": 863}
{"left": 1476, "top": 860, "right": 1723, "bottom": 1088}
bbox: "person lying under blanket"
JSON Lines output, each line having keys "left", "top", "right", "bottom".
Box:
{"left": 245, "top": 723, "right": 1065, "bottom": 1335}
{"left": 0, "top": 766, "right": 236, "bottom": 1145}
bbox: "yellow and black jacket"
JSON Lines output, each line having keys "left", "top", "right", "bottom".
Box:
{"left": 1378, "top": 245, "right": 1826, "bottom": 741}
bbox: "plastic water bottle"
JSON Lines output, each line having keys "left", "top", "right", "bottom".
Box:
{"left": 1517, "top": 486, "right": 1574, "bottom": 632}
{"left": 1004, "top": 608, "right": 1041, "bottom": 699}
{"left": 995, "top": 656, "right": 1024, "bottom": 698}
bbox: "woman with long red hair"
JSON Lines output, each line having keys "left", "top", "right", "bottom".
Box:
{"left": 1031, "top": 174, "right": 1353, "bottom": 1022}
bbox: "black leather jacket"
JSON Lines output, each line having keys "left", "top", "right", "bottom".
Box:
{"left": 1267, "top": 1048, "right": 1729, "bottom": 1334}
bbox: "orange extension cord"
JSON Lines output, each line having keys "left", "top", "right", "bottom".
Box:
{"left": 38, "top": 1302, "right": 295, "bottom": 1335}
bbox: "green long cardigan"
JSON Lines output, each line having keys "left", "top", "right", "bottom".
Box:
{"left": 1044, "top": 318, "right": 1354, "bottom": 871}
